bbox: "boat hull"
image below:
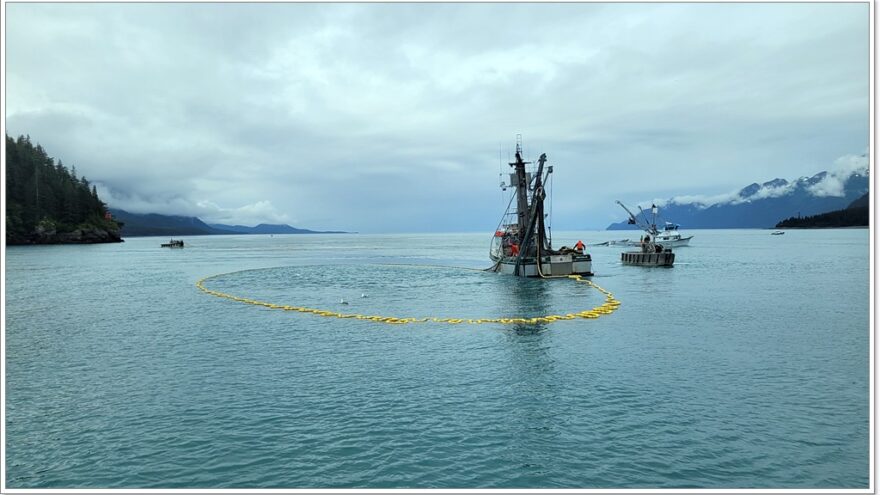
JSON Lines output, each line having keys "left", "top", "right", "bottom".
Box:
{"left": 652, "top": 236, "right": 692, "bottom": 248}
{"left": 492, "top": 254, "right": 593, "bottom": 277}
{"left": 621, "top": 251, "right": 675, "bottom": 267}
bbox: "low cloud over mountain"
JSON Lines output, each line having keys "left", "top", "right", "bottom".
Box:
{"left": 609, "top": 152, "right": 869, "bottom": 229}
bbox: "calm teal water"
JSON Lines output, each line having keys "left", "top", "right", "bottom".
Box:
{"left": 5, "top": 230, "right": 869, "bottom": 488}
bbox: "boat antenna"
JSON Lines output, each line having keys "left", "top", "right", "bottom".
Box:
{"left": 548, "top": 166, "right": 553, "bottom": 247}
{"left": 498, "top": 143, "right": 506, "bottom": 206}
{"left": 498, "top": 143, "right": 501, "bottom": 187}
{"left": 650, "top": 203, "right": 658, "bottom": 233}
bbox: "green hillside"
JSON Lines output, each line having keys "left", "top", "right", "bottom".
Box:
{"left": 6, "top": 134, "right": 122, "bottom": 244}
{"left": 775, "top": 193, "right": 869, "bottom": 228}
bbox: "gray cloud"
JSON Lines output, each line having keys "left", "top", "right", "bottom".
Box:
{"left": 5, "top": 3, "right": 869, "bottom": 232}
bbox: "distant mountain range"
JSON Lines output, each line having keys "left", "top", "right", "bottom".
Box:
{"left": 108, "top": 208, "right": 348, "bottom": 237}
{"left": 207, "top": 223, "right": 347, "bottom": 235}
{"left": 607, "top": 167, "right": 869, "bottom": 230}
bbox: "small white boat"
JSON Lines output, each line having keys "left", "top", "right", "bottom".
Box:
{"left": 654, "top": 222, "right": 693, "bottom": 247}
{"left": 771, "top": 231, "right": 785, "bottom": 235}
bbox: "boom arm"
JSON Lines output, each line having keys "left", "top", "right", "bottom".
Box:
{"left": 616, "top": 200, "right": 658, "bottom": 235}
{"left": 616, "top": 200, "right": 639, "bottom": 224}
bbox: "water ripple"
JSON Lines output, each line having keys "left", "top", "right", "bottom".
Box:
{"left": 5, "top": 231, "right": 869, "bottom": 488}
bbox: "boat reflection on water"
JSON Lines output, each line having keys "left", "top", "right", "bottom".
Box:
{"left": 504, "top": 276, "right": 552, "bottom": 335}
{"left": 501, "top": 278, "right": 555, "bottom": 376}
{"left": 499, "top": 276, "right": 564, "bottom": 452}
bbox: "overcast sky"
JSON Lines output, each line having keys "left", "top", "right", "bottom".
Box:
{"left": 4, "top": 2, "right": 870, "bottom": 232}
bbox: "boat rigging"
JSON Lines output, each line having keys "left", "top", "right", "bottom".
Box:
{"left": 615, "top": 201, "right": 675, "bottom": 267}
{"left": 489, "top": 136, "right": 592, "bottom": 277}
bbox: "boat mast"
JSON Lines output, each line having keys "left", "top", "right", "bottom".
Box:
{"left": 535, "top": 157, "right": 548, "bottom": 251}
{"left": 510, "top": 135, "right": 531, "bottom": 247}
{"left": 636, "top": 204, "right": 659, "bottom": 236}
{"left": 514, "top": 152, "right": 548, "bottom": 275}
{"left": 530, "top": 153, "right": 548, "bottom": 253}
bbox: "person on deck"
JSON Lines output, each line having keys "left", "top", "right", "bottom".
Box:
{"left": 511, "top": 243, "right": 520, "bottom": 256}
{"left": 574, "top": 240, "right": 585, "bottom": 253}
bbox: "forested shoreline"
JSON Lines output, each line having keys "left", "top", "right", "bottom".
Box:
{"left": 6, "top": 134, "right": 122, "bottom": 244}
{"left": 775, "top": 193, "right": 869, "bottom": 229}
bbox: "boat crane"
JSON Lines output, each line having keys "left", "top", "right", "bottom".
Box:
{"left": 615, "top": 200, "right": 675, "bottom": 267}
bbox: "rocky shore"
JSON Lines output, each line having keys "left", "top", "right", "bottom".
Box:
{"left": 7, "top": 224, "right": 123, "bottom": 245}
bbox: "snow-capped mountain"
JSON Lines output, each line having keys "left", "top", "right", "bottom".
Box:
{"left": 608, "top": 165, "right": 869, "bottom": 230}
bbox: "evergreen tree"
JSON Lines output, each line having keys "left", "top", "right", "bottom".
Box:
{"left": 776, "top": 205, "right": 869, "bottom": 228}
{"left": 5, "top": 134, "right": 120, "bottom": 243}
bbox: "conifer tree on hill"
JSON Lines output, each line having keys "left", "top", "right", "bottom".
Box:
{"left": 5, "top": 134, "right": 122, "bottom": 244}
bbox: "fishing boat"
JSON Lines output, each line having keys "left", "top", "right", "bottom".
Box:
{"left": 615, "top": 201, "right": 675, "bottom": 267}
{"left": 161, "top": 239, "right": 185, "bottom": 248}
{"left": 654, "top": 222, "right": 693, "bottom": 247}
{"left": 489, "top": 137, "right": 592, "bottom": 277}
{"left": 602, "top": 208, "right": 692, "bottom": 248}
{"left": 771, "top": 231, "right": 785, "bottom": 235}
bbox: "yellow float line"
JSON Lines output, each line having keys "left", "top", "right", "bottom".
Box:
{"left": 195, "top": 269, "right": 620, "bottom": 325}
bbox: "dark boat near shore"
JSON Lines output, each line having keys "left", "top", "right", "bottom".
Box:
{"left": 615, "top": 201, "right": 675, "bottom": 267}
